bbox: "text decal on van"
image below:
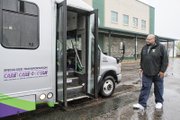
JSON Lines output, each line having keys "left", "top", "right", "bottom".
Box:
{"left": 3, "top": 67, "right": 48, "bottom": 81}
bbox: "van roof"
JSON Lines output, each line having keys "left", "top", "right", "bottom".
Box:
{"left": 56, "top": 0, "right": 93, "bottom": 11}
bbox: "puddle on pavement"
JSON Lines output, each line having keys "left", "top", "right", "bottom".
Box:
{"left": 114, "top": 85, "right": 137, "bottom": 93}
{"left": 93, "top": 96, "right": 165, "bottom": 120}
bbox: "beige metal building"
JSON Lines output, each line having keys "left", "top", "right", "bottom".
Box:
{"left": 83, "top": 0, "right": 155, "bottom": 59}
{"left": 83, "top": 0, "right": 154, "bottom": 33}
{"left": 83, "top": 0, "right": 176, "bottom": 58}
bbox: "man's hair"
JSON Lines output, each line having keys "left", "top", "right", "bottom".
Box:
{"left": 147, "top": 34, "right": 159, "bottom": 43}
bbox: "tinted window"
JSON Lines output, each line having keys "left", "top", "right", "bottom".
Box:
{"left": 1, "top": 0, "right": 39, "bottom": 49}
{"left": 21, "top": 14, "right": 38, "bottom": 48}
{"left": 2, "top": 0, "right": 18, "bottom": 12}
{"left": 24, "top": 2, "right": 38, "bottom": 15}
{"left": 2, "top": 11, "right": 21, "bottom": 47}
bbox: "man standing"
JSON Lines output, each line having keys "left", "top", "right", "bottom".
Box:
{"left": 133, "top": 34, "right": 169, "bottom": 110}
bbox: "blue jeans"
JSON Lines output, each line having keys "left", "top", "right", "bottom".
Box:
{"left": 138, "top": 73, "right": 164, "bottom": 108}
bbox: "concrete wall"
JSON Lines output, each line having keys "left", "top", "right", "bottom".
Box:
{"left": 103, "top": 35, "right": 146, "bottom": 58}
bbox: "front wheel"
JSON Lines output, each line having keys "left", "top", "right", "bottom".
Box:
{"left": 100, "top": 76, "right": 115, "bottom": 97}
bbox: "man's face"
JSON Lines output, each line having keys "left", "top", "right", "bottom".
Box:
{"left": 146, "top": 35, "right": 155, "bottom": 45}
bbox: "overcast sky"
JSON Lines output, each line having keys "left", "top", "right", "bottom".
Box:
{"left": 139, "top": 0, "right": 180, "bottom": 39}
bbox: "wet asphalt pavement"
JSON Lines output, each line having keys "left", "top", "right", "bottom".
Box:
{"left": 3, "top": 58, "right": 180, "bottom": 120}
{"left": 93, "top": 58, "right": 180, "bottom": 120}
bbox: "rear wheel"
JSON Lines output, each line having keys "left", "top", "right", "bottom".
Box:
{"left": 100, "top": 76, "right": 115, "bottom": 97}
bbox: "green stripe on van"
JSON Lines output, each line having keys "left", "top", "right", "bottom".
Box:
{"left": 0, "top": 93, "right": 35, "bottom": 111}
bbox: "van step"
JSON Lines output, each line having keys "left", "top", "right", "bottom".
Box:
{"left": 67, "top": 95, "right": 89, "bottom": 102}
{"left": 57, "top": 71, "right": 75, "bottom": 78}
{"left": 58, "top": 85, "right": 84, "bottom": 93}
{"left": 57, "top": 77, "right": 79, "bottom": 84}
{"left": 67, "top": 85, "right": 82, "bottom": 90}
{"left": 57, "top": 77, "right": 80, "bottom": 88}
{"left": 58, "top": 95, "right": 89, "bottom": 102}
{"left": 58, "top": 85, "right": 85, "bottom": 100}
{"left": 67, "top": 70, "right": 75, "bottom": 77}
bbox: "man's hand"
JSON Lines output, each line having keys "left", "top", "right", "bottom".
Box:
{"left": 159, "top": 71, "right": 164, "bottom": 78}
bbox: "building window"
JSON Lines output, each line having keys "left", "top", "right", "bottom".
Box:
{"left": 1, "top": 0, "right": 39, "bottom": 49}
{"left": 111, "top": 11, "right": 118, "bottom": 23}
{"left": 123, "top": 14, "right": 129, "bottom": 26}
{"left": 133, "top": 17, "right": 138, "bottom": 28}
{"left": 141, "top": 20, "right": 146, "bottom": 30}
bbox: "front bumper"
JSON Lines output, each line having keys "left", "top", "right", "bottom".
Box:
{"left": 116, "top": 73, "right": 122, "bottom": 83}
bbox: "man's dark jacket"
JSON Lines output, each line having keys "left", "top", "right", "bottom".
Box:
{"left": 140, "top": 42, "right": 169, "bottom": 76}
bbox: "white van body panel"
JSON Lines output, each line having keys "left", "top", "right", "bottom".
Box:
{"left": 55, "top": 0, "right": 93, "bottom": 11}
{"left": 0, "top": 0, "right": 56, "bottom": 102}
{"left": 99, "top": 53, "right": 122, "bottom": 83}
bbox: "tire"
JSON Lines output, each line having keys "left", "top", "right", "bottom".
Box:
{"left": 100, "top": 76, "right": 115, "bottom": 97}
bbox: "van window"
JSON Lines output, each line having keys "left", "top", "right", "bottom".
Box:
{"left": 0, "top": 0, "right": 39, "bottom": 49}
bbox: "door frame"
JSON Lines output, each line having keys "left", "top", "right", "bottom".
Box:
{"left": 57, "top": 0, "right": 67, "bottom": 107}
{"left": 56, "top": 1, "right": 99, "bottom": 106}
{"left": 85, "top": 9, "right": 99, "bottom": 98}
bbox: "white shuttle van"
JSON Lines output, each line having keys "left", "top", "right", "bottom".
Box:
{"left": 0, "top": 0, "right": 125, "bottom": 118}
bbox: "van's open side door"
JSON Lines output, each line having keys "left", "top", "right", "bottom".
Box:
{"left": 86, "top": 9, "right": 99, "bottom": 98}
{"left": 56, "top": 0, "right": 68, "bottom": 107}
{"left": 56, "top": 0, "right": 99, "bottom": 106}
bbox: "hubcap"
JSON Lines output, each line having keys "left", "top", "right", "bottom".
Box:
{"left": 103, "top": 79, "right": 114, "bottom": 95}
